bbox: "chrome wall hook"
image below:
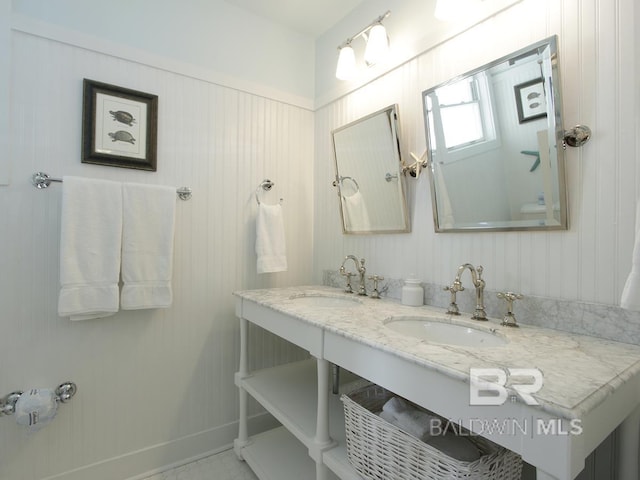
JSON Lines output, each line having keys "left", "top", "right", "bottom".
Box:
{"left": 563, "top": 125, "right": 592, "bottom": 148}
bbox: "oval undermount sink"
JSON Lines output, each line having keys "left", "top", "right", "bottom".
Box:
{"left": 384, "top": 316, "right": 507, "bottom": 348}
{"left": 289, "top": 293, "right": 362, "bottom": 308}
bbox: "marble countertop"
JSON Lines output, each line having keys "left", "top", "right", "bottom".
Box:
{"left": 234, "top": 285, "right": 640, "bottom": 420}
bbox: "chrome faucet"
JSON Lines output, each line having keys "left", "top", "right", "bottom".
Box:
{"left": 450, "top": 263, "right": 487, "bottom": 321}
{"left": 340, "top": 255, "right": 367, "bottom": 296}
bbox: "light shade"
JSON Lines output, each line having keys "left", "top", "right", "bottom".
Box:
{"left": 364, "top": 24, "right": 389, "bottom": 66}
{"left": 335, "top": 45, "right": 357, "bottom": 80}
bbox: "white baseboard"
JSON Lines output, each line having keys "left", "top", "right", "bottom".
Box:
{"left": 41, "top": 413, "right": 278, "bottom": 480}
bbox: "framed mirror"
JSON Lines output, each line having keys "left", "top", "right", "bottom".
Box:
{"left": 332, "top": 105, "right": 410, "bottom": 234}
{"left": 422, "top": 35, "right": 567, "bottom": 232}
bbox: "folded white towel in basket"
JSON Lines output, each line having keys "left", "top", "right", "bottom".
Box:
{"left": 58, "top": 176, "right": 122, "bottom": 320}
{"left": 381, "top": 396, "right": 439, "bottom": 439}
{"left": 380, "top": 396, "right": 481, "bottom": 462}
{"left": 121, "top": 182, "right": 176, "bottom": 310}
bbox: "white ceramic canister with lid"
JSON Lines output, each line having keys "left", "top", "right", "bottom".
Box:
{"left": 402, "top": 277, "right": 424, "bottom": 306}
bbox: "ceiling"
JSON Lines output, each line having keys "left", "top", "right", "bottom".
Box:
{"left": 223, "top": 0, "right": 365, "bottom": 37}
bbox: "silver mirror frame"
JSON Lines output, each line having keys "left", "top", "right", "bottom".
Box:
{"left": 422, "top": 35, "right": 569, "bottom": 233}
{"left": 332, "top": 104, "right": 411, "bottom": 234}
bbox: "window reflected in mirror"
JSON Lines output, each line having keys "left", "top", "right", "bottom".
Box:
{"left": 422, "top": 35, "right": 568, "bottom": 232}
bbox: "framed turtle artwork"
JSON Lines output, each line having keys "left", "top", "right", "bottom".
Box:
{"left": 81, "top": 79, "right": 158, "bottom": 171}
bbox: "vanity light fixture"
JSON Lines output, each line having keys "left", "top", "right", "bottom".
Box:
{"left": 335, "top": 11, "right": 391, "bottom": 81}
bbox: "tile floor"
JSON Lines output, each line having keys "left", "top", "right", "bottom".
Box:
{"left": 143, "top": 449, "right": 257, "bottom": 480}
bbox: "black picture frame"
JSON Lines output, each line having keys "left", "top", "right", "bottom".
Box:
{"left": 82, "top": 79, "right": 158, "bottom": 171}
{"left": 514, "top": 78, "right": 547, "bottom": 124}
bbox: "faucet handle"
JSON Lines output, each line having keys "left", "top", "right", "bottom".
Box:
{"left": 368, "top": 275, "right": 384, "bottom": 299}
{"left": 444, "top": 282, "right": 463, "bottom": 315}
{"left": 341, "top": 270, "right": 354, "bottom": 293}
{"left": 497, "top": 292, "right": 523, "bottom": 327}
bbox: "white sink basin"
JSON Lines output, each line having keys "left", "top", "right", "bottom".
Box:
{"left": 384, "top": 316, "right": 507, "bottom": 348}
{"left": 289, "top": 293, "right": 362, "bottom": 308}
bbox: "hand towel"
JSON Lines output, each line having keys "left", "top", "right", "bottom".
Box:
{"left": 58, "top": 176, "right": 122, "bottom": 320}
{"left": 621, "top": 199, "right": 640, "bottom": 310}
{"left": 434, "top": 162, "right": 455, "bottom": 229}
{"left": 342, "top": 190, "right": 371, "bottom": 232}
{"left": 256, "top": 203, "right": 287, "bottom": 274}
{"left": 121, "top": 183, "right": 176, "bottom": 309}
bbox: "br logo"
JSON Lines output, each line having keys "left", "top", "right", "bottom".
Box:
{"left": 470, "top": 368, "right": 543, "bottom": 406}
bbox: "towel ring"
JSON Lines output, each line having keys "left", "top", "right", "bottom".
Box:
{"left": 255, "top": 179, "right": 282, "bottom": 205}
{"left": 332, "top": 176, "right": 360, "bottom": 199}
{"left": 332, "top": 176, "right": 360, "bottom": 192}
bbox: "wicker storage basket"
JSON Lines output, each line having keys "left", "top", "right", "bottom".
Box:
{"left": 341, "top": 384, "right": 523, "bottom": 480}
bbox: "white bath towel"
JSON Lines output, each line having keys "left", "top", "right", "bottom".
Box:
{"left": 58, "top": 176, "right": 122, "bottom": 320}
{"left": 256, "top": 203, "right": 287, "bottom": 274}
{"left": 121, "top": 183, "right": 176, "bottom": 309}
{"left": 621, "top": 199, "right": 640, "bottom": 310}
{"left": 342, "top": 190, "right": 371, "bottom": 232}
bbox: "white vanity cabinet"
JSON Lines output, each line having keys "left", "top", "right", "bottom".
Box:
{"left": 233, "top": 287, "right": 640, "bottom": 480}
{"left": 233, "top": 294, "right": 362, "bottom": 480}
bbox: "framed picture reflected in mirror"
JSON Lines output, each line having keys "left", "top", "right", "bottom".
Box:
{"left": 514, "top": 78, "right": 547, "bottom": 124}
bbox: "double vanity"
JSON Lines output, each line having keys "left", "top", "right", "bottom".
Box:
{"left": 233, "top": 285, "right": 640, "bottom": 480}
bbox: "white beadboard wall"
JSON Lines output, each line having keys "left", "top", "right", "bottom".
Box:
{"left": 0, "top": 30, "right": 312, "bottom": 480}
{"left": 1, "top": 1, "right": 638, "bottom": 479}
{"left": 313, "top": 0, "right": 638, "bottom": 308}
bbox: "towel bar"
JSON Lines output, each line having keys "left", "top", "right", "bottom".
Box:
{"left": 31, "top": 172, "right": 192, "bottom": 201}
